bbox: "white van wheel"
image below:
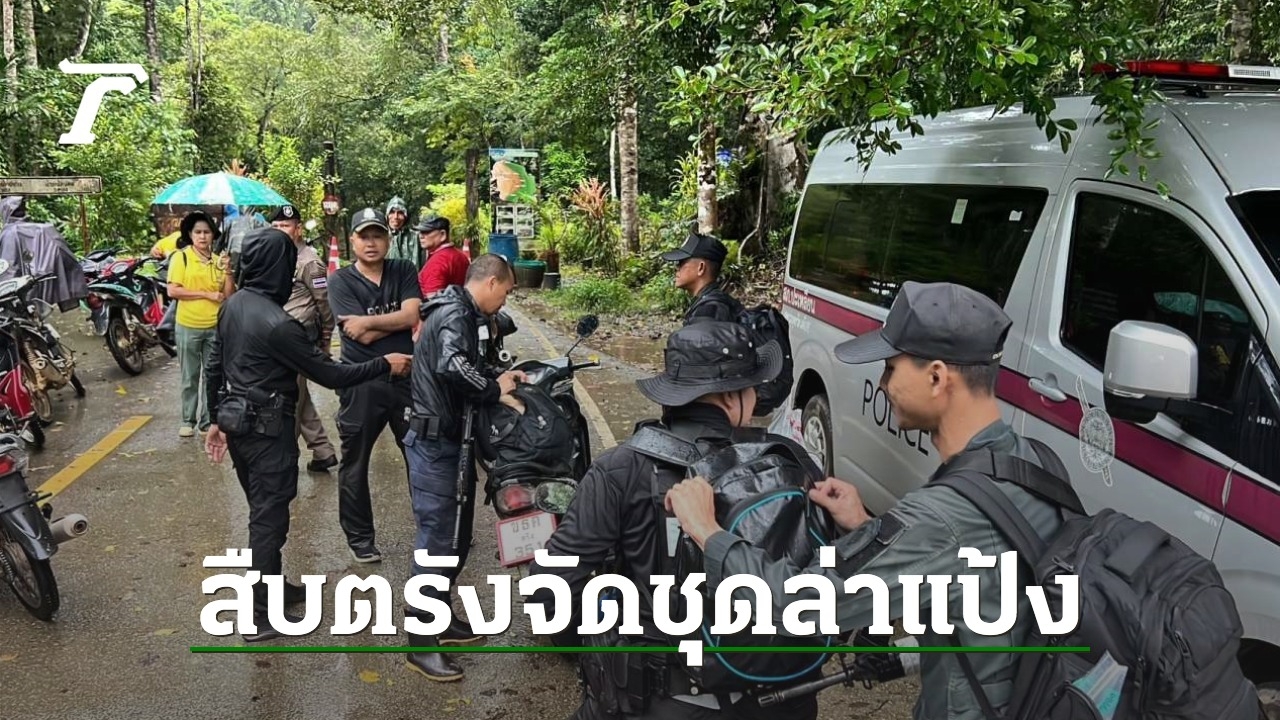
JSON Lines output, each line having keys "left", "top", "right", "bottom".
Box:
{"left": 801, "top": 394, "right": 833, "bottom": 476}
{"left": 1260, "top": 682, "right": 1280, "bottom": 720}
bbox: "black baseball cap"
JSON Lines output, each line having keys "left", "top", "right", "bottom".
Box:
{"left": 413, "top": 215, "right": 450, "bottom": 234}
{"left": 834, "top": 281, "right": 1012, "bottom": 366}
{"left": 662, "top": 232, "right": 728, "bottom": 265}
{"left": 269, "top": 204, "right": 300, "bottom": 223}
{"left": 350, "top": 207, "right": 389, "bottom": 234}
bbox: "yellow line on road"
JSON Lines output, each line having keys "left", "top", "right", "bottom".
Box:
{"left": 36, "top": 415, "right": 152, "bottom": 498}
{"left": 515, "top": 311, "right": 618, "bottom": 449}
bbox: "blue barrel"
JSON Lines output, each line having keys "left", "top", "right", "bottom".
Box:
{"left": 489, "top": 233, "right": 519, "bottom": 265}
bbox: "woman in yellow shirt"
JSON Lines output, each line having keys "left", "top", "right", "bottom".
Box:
{"left": 166, "top": 211, "right": 229, "bottom": 437}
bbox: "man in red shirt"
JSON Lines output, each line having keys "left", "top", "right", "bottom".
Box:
{"left": 416, "top": 216, "right": 470, "bottom": 298}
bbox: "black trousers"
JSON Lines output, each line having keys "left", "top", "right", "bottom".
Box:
{"left": 335, "top": 376, "right": 410, "bottom": 549}
{"left": 227, "top": 424, "right": 300, "bottom": 617}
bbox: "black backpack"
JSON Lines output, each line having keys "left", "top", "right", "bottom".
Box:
{"left": 624, "top": 423, "right": 835, "bottom": 694}
{"left": 736, "top": 304, "right": 793, "bottom": 417}
{"left": 935, "top": 439, "right": 1261, "bottom": 720}
{"left": 477, "top": 383, "right": 576, "bottom": 485}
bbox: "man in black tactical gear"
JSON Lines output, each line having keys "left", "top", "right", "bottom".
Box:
{"left": 402, "top": 253, "right": 525, "bottom": 682}
{"left": 526, "top": 321, "right": 818, "bottom": 720}
{"left": 203, "top": 227, "right": 412, "bottom": 643}
{"left": 662, "top": 232, "right": 744, "bottom": 325}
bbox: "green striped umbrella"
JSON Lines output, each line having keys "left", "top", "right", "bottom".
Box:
{"left": 152, "top": 172, "right": 289, "bottom": 207}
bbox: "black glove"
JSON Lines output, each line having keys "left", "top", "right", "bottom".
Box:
{"left": 851, "top": 627, "right": 907, "bottom": 683}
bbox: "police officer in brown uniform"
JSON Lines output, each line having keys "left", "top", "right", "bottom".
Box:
{"left": 271, "top": 204, "right": 339, "bottom": 472}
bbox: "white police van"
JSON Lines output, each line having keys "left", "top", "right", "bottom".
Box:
{"left": 777, "top": 60, "right": 1280, "bottom": 702}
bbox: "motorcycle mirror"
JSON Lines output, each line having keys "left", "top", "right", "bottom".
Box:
{"left": 576, "top": 315, "right": 599, "bottom": 339}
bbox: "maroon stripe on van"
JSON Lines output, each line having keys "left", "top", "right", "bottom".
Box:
{"left": 782, "top": 281, "right": 1280, "bottom": 546}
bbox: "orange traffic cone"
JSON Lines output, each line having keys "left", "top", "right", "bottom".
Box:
{"left": 327, "top": 235, "right": 341, "bottom": 275}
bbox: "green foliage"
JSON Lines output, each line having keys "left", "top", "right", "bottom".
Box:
{"left": 540, "top": 142, "right": 591, "bottom": 201}
{"left": 548, "top": 276, "right": 635, "bottom": 314}
{"left": 188, "top": 64, "right": 254, "bottom": 173}
{"left": 46, "top": 96, "right": 197, "bottom": 250}
{"left": 258, "top": 134, "right": 324, "bottom": 217}
{"left": 640, "top": 272, "right": 688, "bottom": 314}
{"left": 424, "top": 183, "right": 491, "bottom": 243}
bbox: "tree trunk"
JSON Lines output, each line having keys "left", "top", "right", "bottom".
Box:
{"left": 438, "top": 23, "right": 449, "bottom": 64}
{"left": 144, "top": 0, "right": 161, "bottom": 100}
{"left": 185, "top": 0, "right": 194, "bottom": 116}
{"left": 3, "top": 0, "right": 15, "bottom": 106}
{"left": 465, "top": 147, "right": 480, "bottom": 252}
{"left": 697, "top": 119, "right": 718, "bottom": 235}
{"left": 608, "top": 127, "right": 618, "bottom": 199}
{"left": 70, "top": 0, "right": 92, "bottom": 60}
{"left": 1229, "top": 0, "right": 1258, "bottom": 63}
{"left": 16, "top": 0, "right": 33, "bottom": 68}
{"left": 619, "top": 96, "right": 639, "bottom": 254}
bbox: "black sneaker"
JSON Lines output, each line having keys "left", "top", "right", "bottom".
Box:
{"left": 349, "top": 545, "right": 382, "bottom": 564}
{"left": 307, "top": 456, "right": 339, "bottom": 472}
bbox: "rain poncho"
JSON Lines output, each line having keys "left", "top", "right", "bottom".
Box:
{"left": 0, "top": 197, "right": 89, "bottom": 311}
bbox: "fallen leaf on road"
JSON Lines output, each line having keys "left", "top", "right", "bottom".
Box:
{"left": 153, "top": 628, "right": 178, "bottom": 636}
{"left": 104, "top": 545, "right": 116, "bottom": 552}
{"left": 0, "top": 654, "right": 17, "bottom": 662}
{"left": 115, "top": 385, "right": 128, "bottom": 396}
{"left": 358, "top": 670, "right": 380, "bottom": 684}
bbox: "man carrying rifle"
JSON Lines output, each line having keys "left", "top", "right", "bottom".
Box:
{"left": 404, "top": 253, "right": 524, "bottom": 682}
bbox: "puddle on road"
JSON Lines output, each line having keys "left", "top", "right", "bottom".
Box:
{"left": 599, "top": 335, "right": 664, "bottom": 369}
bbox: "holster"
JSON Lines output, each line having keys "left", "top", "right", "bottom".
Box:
{"left": 406, "top": 413, "right": 442, "bottom": 441}
{"left": 216, "top": 395, "right": 255, "bottom": 436}
{"left": 248, "top": 387, "right": 285, "bottom": 437}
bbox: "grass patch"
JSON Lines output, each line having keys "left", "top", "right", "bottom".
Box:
{"left": 547, "top": 276, "right": 636, "bottom": 315}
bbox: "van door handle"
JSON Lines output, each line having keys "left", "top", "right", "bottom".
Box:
{"left": 1029, "top": 377, "right": 1067, "bottom": 403}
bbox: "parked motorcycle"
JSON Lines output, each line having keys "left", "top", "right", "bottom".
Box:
{"left": 0, "top": 313, "right": 47, "bottom": 450}
{"left": 478, "top": 314, "right": 600, "bottom": 568}
{"left": 79, "top": 246, "right": 123, "bottom": 284}
{"left": 0, "top": 272, "right": 86, "bottom": 422}
{"left": 0, "top": 433, "right": 89, "bottom": 620}
{"left": 83, "top": 256, "right": 176, "bottom": 375}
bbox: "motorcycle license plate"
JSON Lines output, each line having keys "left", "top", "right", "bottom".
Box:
{"left": 496, "top": 511, "right": 557, "bottom": 567}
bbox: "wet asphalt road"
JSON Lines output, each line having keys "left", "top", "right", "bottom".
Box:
{"left": 0, "top": 294, "right": 918, "bottom": 720}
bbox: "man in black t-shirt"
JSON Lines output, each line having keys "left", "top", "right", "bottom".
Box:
{"left": 327, "top": 207, "right": 423, "bottom": 563}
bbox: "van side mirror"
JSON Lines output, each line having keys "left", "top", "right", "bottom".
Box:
{"left": 1102, "top": 320, "right": 1227, "bottom": 426}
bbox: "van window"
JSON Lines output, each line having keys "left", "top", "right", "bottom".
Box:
{"left": 789, "top": 184, "right": 1047, "bottom": 308}
{"left": 1062, "top": 192, "right": 1254, "bottom": 455}
{"left": 1235, "top": 337, "right": 1280, "bottom": 481}
{"left": 1232, "top": 190, "right": 1279, "bottom": 279}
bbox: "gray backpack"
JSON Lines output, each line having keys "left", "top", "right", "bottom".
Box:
{"left": 936, "top": 439, "right": 1262, "bottom": 720}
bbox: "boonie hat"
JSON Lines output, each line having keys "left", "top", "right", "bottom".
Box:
{"left": 637, "top": 321, "right": 783, "bottom": 407}
{"left": 350, "top": 207, "right": 390, "bottom": 235}
{"left": 413, "top": 215, "right": 450, "bottom": 234}
{"left": 834, "top": 281, "right": 1012, "bottom": 366}
{"left": 269, "top": 204, "right": 300, "bottom": 223}
{"left": 661, "top": 232, "right": 728, "bottom": 265}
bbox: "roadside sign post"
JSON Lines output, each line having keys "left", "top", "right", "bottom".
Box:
{"left": 0, "top": 175, "right": 104, "bottom": 254}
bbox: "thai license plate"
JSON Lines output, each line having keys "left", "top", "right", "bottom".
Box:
{"left": 496, "top": 511, "right": 557, "bottom": 567}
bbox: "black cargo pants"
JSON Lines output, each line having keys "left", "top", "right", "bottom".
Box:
{"left": 335, "top": 375, "right": 410, "bottom": 551}
{"left": 226, "top": 419, "right": 300, "bottom": 617}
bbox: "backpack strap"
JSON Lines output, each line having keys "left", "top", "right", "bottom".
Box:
{"left": 623, "top": 424, "right": 703, "bottom": 470}
{"left": 942, "top": 441, "right": 1085, "bottom": 516}
{"left": 933, "top": 471, "right": 1047, "bottom": 565}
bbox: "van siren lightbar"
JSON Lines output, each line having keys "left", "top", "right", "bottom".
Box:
{"left": 1091, "top": 59, "right": 1280, "bottom": 84}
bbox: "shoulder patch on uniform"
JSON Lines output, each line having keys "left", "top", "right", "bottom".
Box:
{"left": 312, "top": 277, "right": 327, "bottom": 289}
{"left": 834, "top": 512, "right": 907, "bottom": 575}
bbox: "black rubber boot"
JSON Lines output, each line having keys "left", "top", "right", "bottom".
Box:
{"left": 405, "top": 633, "right": 464, "bottom": 682}
{"left": 440, "top": 617, "right": 484, "bottom": 646}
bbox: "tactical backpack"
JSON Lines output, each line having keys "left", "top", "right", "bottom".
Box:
{"left": 624, "top": 423, "right": 836, "bottom": 694}
{"left": 477, "top": 383, "right": 576, "bottom": 486}
{"left": 935, "top": 439, "right": 1261, "bottom": 720}
{"left": 736, "top": 304, "right": 793, "bottom": 417}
